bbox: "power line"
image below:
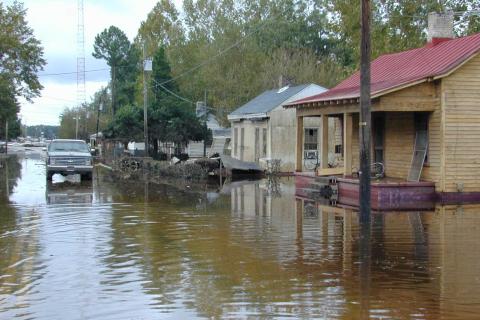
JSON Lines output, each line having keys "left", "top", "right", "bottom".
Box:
{"left": 151, "top": 79, "right": 194, "bottom": 104}
{"left": 38, "top": 67, "right": 109, "bottom": 77}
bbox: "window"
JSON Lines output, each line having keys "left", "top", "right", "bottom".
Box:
{"left": 48, "top": 141, "right": 89, "bottom": 153}
{"left": 304, "top": 128, "right": 318, "bottom": 151}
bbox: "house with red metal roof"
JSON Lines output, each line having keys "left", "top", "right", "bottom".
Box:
{"left": 287, "top": 13, "right": 480, "bottom": 208}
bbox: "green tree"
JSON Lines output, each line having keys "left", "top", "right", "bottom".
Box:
{"left": 0, "top": 1, "right": 45, "bottom": 140}
{"left": 93, "top": 26, "right": 139, "bottom": 114}
{"left": 148, "top": 46, "right": 205, "bottom": 155}
{"left": 448, "top": 0, "right": 480, "bottom": 35}
{"left": 149, "top": 99, "right": 206, "bottom": 150}
{"left": 0, "top": 1, "right": 45, "bottom": 101}
{"left": 58, "top": 104, "right": 97, "bottom": 141}
{"left": 0, "top": 75, "right": 19, "bottom": 136}
{"left": 103, "top": 105, "right": 144, "bottom": 145}
{"left": 151, "top": 46, "right": 178, "bottom": 100}
{"left": 137, "top": 0, "right": 479, "bottom": 125}
{"left": 25, "top": 125, "right": 59, "bottom": 139}
{"left": 138, "top": 0, "right": 347, "bottom": 123}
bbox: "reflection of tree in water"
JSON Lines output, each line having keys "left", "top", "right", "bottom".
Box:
{"left": 0, "top": 206, "right": 41, "bottom": 306}
{"left": 0, "top": 157, "right": 40, "bottom": 313}
{"left": 0, "top": 156, "right": 22, "bottom": 198}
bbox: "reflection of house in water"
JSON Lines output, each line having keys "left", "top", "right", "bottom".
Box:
{"left": 231, "top": 179, "right": 295, "bottom": 218}
{"left": 428, "top": 205, "right": 480, "bottom": 319}
{"left": 228, "top": 180, "right": 480, "bottom": 319}
{"left": 293, "top": 199, "right": 480, "bottom": 319}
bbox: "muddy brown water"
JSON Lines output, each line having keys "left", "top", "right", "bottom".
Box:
{"left": 1, "top": 154, "right": 480, "bottom": 319}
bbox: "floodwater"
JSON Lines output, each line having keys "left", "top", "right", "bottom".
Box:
{"left": 1, "top": 153, "right": 480, "bottom": 319}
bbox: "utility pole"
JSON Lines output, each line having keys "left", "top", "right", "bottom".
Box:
{"left": 143, "top": 43, "right": 152, "bottom": 157}
{"left": 96, "top": 102, "right": 102, "bottom": 150}
{"left": 359, "top": 0, "right": 372, "bottom": 223}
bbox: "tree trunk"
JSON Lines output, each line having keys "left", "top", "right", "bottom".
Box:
{"left": 153, "top": 139, "right": 158, "bottom": 158}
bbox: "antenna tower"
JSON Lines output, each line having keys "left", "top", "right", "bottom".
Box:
{"left": 77, "top": 0, "right": 86, "bottom": 107}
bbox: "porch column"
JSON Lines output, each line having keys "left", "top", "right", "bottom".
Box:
{"left": 321, "top": 115, "right": 329, "bottom": 169}
{"left": 296, "top": 116, "right": 304, "bottom": 172}
{"left": 343, "top": 113, "right": 353, "bottom": 176}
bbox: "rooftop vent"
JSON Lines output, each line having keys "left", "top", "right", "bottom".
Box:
{"left": 277, "top": 86, "right": 289, "bottom": 93}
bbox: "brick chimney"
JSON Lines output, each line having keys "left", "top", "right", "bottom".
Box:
{"left": 427, "top": 12, "right": 454, "bottom": 46}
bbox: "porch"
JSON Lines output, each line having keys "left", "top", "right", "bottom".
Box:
{"left": 294, "top": 103, "right": 438, "bottom": 210}
{"left": 295, "top": 173, "right": 436, "bottom": 211}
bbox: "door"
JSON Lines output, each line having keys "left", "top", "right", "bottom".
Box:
{"left": 373, "top": 113, "right": 385, "bottom": 164}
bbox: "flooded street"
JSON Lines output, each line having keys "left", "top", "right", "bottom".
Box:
{"left": 1, "top": 153, "right": 480, "bottom": 319}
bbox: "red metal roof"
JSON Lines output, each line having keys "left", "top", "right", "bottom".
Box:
{"left": 289, "top": 33, "right": 480, "bottom": 106}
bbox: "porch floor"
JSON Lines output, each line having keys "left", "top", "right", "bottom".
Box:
{"left": 295, "top": 172, "right": 437, "bottom": 211}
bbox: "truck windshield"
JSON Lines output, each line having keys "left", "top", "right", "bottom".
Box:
{"left": 48, "top": 141, "right": 89, "bottom": 153}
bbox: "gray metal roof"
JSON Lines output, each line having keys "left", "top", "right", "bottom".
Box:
{"left": 229, "top": 84, "right": 310, "bottom": 117}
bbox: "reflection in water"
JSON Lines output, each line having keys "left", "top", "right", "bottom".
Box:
{"left": 46, "top": 180, "right": 93, "bottom": 204}
{"left": 1, "top": 156, "right": 480, "bottom": 319}
{"left": 0, "top": 156, "right": 22, "bottom": 198}
{"left": 0, "top": 157, "right": 40, "bottom": 318}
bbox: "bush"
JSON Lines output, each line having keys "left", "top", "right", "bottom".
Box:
{"left": 152, "top": 152, "right": 167, "bottom": 161}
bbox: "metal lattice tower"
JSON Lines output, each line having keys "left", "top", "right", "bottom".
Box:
{"left": 76, "top": 0, "right": 86, "bottom": 107}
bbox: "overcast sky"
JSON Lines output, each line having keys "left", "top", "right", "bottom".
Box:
{"left": 6, "top": 0, "right": 176, "bottom": 126}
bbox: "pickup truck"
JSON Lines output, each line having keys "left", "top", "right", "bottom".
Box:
{"left": 46, "top": 139, "right": 93, "bottom": 180}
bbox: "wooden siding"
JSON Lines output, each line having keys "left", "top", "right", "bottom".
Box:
{"left": 376, "top": 82, "right": 439, "bottom": 112}
{"left": 442, "top": 53, "right": 480, "bottom": 192}
{"left": 384, "top": 112, "right": 415, "bottom": 179}
{"left": 422, "top": 106, "right": 442, "bottom": 188}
